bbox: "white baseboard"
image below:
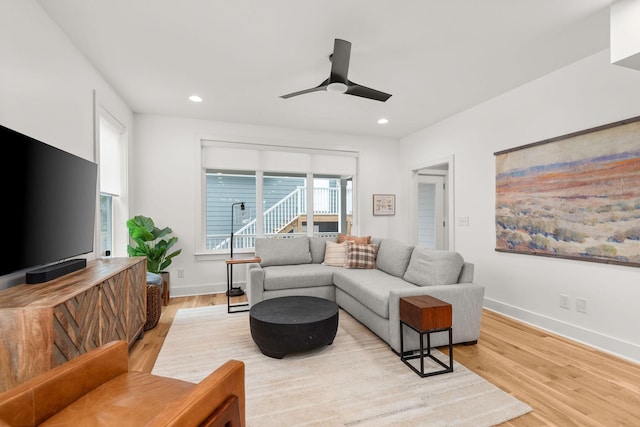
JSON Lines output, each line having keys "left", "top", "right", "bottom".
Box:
{"left": 484, "top": 298, "right": 640, "bottom": 364}
{"left": 170, "top": 281, "right": 245, "bottom": 298}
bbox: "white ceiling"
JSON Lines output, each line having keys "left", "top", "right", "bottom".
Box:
{"left": 36, "top": 0, "right": 613, "bottom": 139}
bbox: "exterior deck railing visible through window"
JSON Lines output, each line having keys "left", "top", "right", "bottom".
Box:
{"left": 207, "top": 186, "right": 351, "bottom": 250}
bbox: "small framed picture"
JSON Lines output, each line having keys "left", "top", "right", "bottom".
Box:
{"left": 373, "top": 194, "right": 395, "bottom": 216}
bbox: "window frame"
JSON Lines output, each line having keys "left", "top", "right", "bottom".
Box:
{"left": 204, "top": 170, "right": 353, "bottom": 254}
{"left": 95, "top": 102, "right": 129, "bottom": 258}
{"left": 197, "top": 139, "right": 358, "bottom": 256}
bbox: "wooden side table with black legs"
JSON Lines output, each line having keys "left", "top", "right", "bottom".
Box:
{"left": 225, "top": 257, "right": 260, "bottom": 313}
{"left": 399, "top": 295, "right": 453, "bottom": 377}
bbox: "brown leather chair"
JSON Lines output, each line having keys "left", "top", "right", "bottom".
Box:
{"left": 0, "top": 340, "right": 245, "bottom": 426}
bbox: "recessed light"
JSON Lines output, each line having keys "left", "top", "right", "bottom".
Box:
{"left": 377, "top": 118, "right": 389, "bottom": 124}
{"left": 189, "top": 95, "right": 203, "bottom": 103}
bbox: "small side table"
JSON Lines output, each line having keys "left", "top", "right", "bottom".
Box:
{"left": 399, "top": 295, "right": 453, "bottom": 377}
{"left": 226, "top": 257, "right": 261, "bottom": 313}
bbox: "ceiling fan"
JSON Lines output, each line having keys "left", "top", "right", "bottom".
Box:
{"left": 280, "top": 38, "right": 392, "bottom": 102}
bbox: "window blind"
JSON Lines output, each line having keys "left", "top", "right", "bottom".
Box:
{"left": 201, "top": 140, "right": 357, "bottom": 175}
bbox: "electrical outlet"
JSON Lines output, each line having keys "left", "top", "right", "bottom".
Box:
{"left": 458, "top": 217, "right": 470, "bottom": 226}
{"left": 576, "top": 298, "right": 587, "bottom": 313}
{"left": 178, "top": 268, "right": 184, "bottom": 278}
{"left": 560, "top": 294, "right": 570, "bottom": 309}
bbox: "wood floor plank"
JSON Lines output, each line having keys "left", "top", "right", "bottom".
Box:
{"left": 129, "top": 295, "right": 640, "bottom": 426}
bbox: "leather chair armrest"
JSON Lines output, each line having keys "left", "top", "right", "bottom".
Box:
{"left": 0, "top": 340, "right": 129, "bottom": 426}
{"left": 149, "top": 360, "right": 245, "bottom": 427}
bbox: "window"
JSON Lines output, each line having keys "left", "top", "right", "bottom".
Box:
{"left": 97, "top": 110, "right": 127, "bottom": 257}
{"left": 99, "top": 194, "right": 113, "bottom": 256}
{"left": 200, "top": 140, "right": 358, "bottom": 253}
{"left": 312, "top": 176, "right": 353, "bottom": 235}
{"left": 263, "top": 173, "right": 307, "bottom": 237}
{"left": 205, "top": 172, "right": 352, "bottom": 252}
{"left": 205, "top": 171, "right": 256, "bottom": 250}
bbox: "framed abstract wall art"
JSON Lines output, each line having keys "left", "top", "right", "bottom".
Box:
{"left": 495, "top": 116, "right": 640, "bottom": 267}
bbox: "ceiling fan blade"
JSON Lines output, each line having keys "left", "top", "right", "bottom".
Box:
{"left": 345, "top": 82, "right": 392, "bottom": 102}
{"left": 280, "top": 79, "right": 329, "bottom": 99}
{"left": 330, "top": 39, "right": 351, "bottom": 83}
{"left": 281, "top": 39, "right": 390, "bottom": 102}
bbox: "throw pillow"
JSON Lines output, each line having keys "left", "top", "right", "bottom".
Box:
{"left": 337, "top": 233, "right": 371, "bottom": 244}
{"left": 323, "top": 241, "right": 347, "bottom": 267}
{"left": 403, "top": 247, "right": 464, "bottom": 286}
{"left": 344, "top": 241, "right": 378, "bottom": 269}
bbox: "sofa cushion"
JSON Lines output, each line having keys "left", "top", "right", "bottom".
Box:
{"left": 403, "top": 247, "right": 464, "bottom": 286}
{"left": 309, "top": 236, "right": 337, "bottom": 264}
{"left": 323, "top": 241, "right": 346, "bottom": 267}
{"left": 333, "top": 269, "right": 415, "bottom": 318}
{"left": 337, "top": 233, "right": 371, "bottom": 244}
{"left": 255, "top": 237, "right": 312, "bottom": 267}
{"left": 344, "top": 241, "right": 378, "bottom": 269}
{"left": 375, "top": 239, "right": 414, "bottom": 277}
{"left": 263, "top": 264, "right": 336, "bottom": 291}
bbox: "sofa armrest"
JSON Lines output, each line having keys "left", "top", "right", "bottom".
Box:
{"left": 0, "top": 340, "right": 129, "bottom": 426}
{"left": 388, "top": 283, "right": 485, "bottom": 352}
{"left": 458, "top": 262, "right": 474, "bottom": 283}
{"left": 246, "top": 263, "right": 264, "bottom": 306}
{"left": 149, "top": 360, "right": 245, "bottom": 427}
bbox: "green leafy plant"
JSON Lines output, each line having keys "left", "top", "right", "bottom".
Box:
{"left": 126, "top": 215, "right": 182, "bottom": 273}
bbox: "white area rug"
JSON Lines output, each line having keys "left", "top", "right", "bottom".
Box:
{"left": 152, "top": 305, "right": 531, "bottom": 426}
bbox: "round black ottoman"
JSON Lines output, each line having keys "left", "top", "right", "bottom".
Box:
{"left": 249, "top": 296, "right": 339, "bottom": 359}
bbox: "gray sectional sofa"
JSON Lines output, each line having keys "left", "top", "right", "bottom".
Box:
{"left": 246, "top": 236, "right": 485, "bottom": 353}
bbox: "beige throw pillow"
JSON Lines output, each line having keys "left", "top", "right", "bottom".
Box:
{"left": 323, "top": 241, "right": 346, "bottom": 267}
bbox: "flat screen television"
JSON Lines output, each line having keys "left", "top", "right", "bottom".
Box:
{"left": 1, "top": 123, "right": 98, "bottom": 283}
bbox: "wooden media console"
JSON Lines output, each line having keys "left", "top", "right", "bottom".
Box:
{"left": 0, "top": 257, "right": 146, "bottom": 392}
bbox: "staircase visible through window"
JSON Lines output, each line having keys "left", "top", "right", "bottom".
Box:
{"left": 205, "top": 171, "right": 352, "bottom": 251}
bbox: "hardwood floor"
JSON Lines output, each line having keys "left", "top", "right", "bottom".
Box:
{"left": 129, "top": 295, "right": 640, "bottom": 426}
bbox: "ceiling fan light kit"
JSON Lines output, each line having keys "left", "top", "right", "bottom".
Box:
{"left": 281, "top": 38, "right": 392, "bottom": 102}
{"left": 327, "top": 82, "right": 348, "bottom": 94}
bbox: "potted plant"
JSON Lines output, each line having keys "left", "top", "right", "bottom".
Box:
{"left": 126, "top": 215, "right": 182, "bottom": 274}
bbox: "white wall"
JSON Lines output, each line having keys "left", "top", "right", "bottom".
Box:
{"left": 0, "top": 0, "right": 133, "bottom": 289}
{"left": 400, "top": 49, "right": 640, "bottom": 363}
{"left": 132, "top": 115, "right": 402, "bottom": 297}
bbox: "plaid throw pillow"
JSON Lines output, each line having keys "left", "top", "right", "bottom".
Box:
{"left": 344, "top": 241, "right": 378, "bottom": 269}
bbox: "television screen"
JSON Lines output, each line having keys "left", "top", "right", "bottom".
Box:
{"left": 1, "top": 123, "right": 98, "bottom": 277}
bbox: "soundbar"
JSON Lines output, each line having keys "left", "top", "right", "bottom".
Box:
{"left": 26, "top": 259, "right": 87, "bottom": 284}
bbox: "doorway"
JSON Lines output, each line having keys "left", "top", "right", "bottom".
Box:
{"left": 412, "top": 156, "right": 453, "bottom": 250}
{"left": 417, "top": 174, "right": 445, "bottom": 249}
